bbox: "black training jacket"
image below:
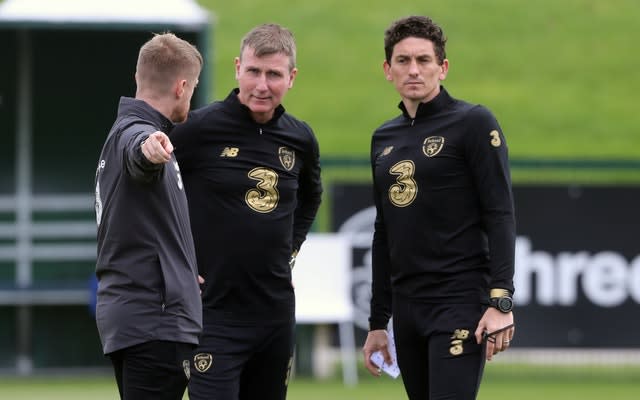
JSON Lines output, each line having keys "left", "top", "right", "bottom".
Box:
{"left": 95, "top": 97, "right": 202, "bottom": 354}
{"left": 171, "top": 89, "right": 323, "bottom": 324}
{"left": 369, "top": 87, "right": 515, "bottom": 330}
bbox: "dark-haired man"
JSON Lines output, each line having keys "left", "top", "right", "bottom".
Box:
{"left": 362, "top": 15, "right": 516, "bottom": 400}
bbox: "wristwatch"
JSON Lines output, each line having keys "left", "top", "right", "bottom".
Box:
{"left": 488, "top": 296, "right": 514, "bottom": 313}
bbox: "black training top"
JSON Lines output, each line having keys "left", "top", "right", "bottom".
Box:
{"left": 170, "top": 89, "right": 323, "bottom": 324}
{"left": 95, "top": 97, "right": 202, "bottom": 354}
{"left": 368, "top": 87, "right": 515, "bottom": 330}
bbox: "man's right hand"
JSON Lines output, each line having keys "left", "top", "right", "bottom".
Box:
{"left": 362, "top": 329, "right": 392, "bottom": 376}
{"left": 141, "top": 131, "right": 174, "bottom": 164}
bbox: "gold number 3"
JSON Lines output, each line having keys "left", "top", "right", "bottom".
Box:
{"left": 388, "top": 160, "right": 417, "bottom": 207}
{"left": 490, "top": 130, "right": 501, "bottom": 147}
{"left": 246, "top": 167, "right": 280, "bottom": 213}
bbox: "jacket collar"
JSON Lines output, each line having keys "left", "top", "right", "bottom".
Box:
{"left": 398, "top": 86, "right": 455, "bottom": 120}
{"left": 117, "top": 97, "right": 174, "bottom": 133}
{"left": 224, "top": 88, "right": 286, "bottom": 125}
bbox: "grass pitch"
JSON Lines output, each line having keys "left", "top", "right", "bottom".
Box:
{"left": 1, "top": 364, "right": 638, "bottom": 400}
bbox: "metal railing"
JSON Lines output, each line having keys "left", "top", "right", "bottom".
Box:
{"left": 0, "top": 193, "right": 95, "bottom": 375}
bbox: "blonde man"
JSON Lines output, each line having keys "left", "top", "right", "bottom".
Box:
{"left": 95, "top": 33, "right": 203, "bottom": 400}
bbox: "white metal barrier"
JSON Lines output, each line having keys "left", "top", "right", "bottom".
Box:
{"left": 293, "top": 233, "right": 358, "bottom": 386}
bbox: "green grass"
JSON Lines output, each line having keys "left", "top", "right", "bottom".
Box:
{"left": 1, "top": 364, "right": 639, "bottom": 399}
{"left": 196, "top": 0, "right": 640, "bottom": 160}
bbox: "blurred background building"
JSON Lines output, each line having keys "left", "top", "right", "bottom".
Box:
{"left": 0, "top": 0, "right": 211, "bottom": 375}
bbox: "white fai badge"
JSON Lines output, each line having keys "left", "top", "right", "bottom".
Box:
{"left": 278, "top": 147, "right": 295, "bottom": 171}
{"left": 422, "top": 136, "right": 445, "bottom": 157}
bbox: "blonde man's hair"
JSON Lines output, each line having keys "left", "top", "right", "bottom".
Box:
{"left": 136, "top": 32, "right": 203, "bottom": 95}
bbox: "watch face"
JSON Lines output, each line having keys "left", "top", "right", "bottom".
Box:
{"left": 498, "top": 297, "right": 513, "bottom": 312}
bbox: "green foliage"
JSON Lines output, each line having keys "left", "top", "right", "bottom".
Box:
{"left": 197, "top": 0, "right": 640, "bottom": 160}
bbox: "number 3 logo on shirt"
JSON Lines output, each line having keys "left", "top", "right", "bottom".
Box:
{"left": 246, "top": 167, "right": 280, "bottom": 213}
{"left": 388, "top": 160, "right": 417, "bottom": 207}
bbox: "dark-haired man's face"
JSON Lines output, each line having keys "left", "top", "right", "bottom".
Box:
{"left": 383, "top": 37, "right": 448, "bottom": 105}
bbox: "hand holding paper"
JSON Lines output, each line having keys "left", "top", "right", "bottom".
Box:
{"left": 369, "top": 324, "right": 400, "bottom": 379}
